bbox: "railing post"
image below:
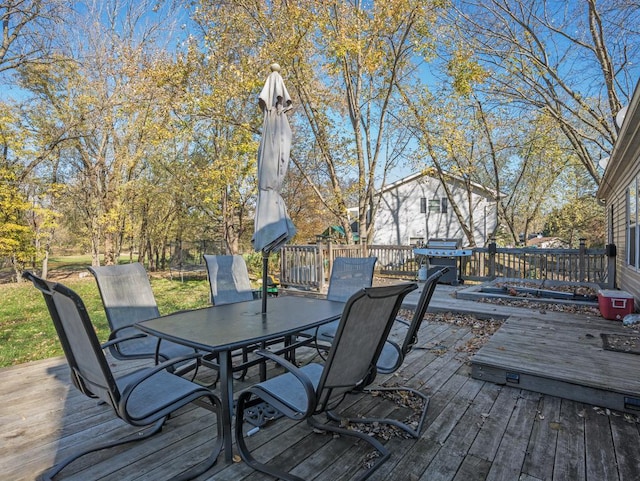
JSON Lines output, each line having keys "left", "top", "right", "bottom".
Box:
{"left": 314, "top": 244, "right": 323, "bottom": 291}
{"left": 280, "top": 246, "right": 286, "bottom": 284}
{"left": 488, "top": 238, "right": 497, "bottom": 280}
{"left": 327, "top": 240, "right": 334, "bottom": 287}
{"left": 579, "top": 238, "right": 586, "bottom": 282}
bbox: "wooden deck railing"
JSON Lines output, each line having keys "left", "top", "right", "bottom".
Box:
{"left": 463, "top": 243, "right": 608, "bottom": 284}
{"left": 280, "top": 240, "right": 610, "bottom": 289}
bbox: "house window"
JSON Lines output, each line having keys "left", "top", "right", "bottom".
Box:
{"left": 428, "top": 199, "right": 441, "bottom": 213}
{"left": 410, "top": 237, "right": 424, "bottom": 246}
{"left": 421, "top": 197, "right": 447, "bottom": 214}
{"left": 627, "top": 179, "right": 638, "bottom": 268}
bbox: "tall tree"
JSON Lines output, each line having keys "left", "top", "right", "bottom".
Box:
{"left": 18, "top": 0, "right": 189, "bottom": 266}
{"left": 194, "top": 0, "right": 443, "bottom": 245}
{"left": 0, "top": 0, "right": 65, "bottom": 76}
{"left": 291, "top": 0, "right": 442, "bottom": 245}
{"left": 399, "top": 89, "right": 489, "bottom": 247}
{"left": 544, "top": 196, "right": 605, "bottom": 247}
{"left": 0, "top": 0, "right": 67, "bottom": 278}
{"left": 449, "top": 0, "right": 640, "bottom": 185}
{"left": 179, "top": 14, "right": 266, "bottom": 254}
{"left": 401, "top": 80, "right": 580, "bottom": 246}
{"left": 496, "top": 112, "right": 577, "bottom": 244}
{"left": 0, "top": 166, "right": 34, "bottom": 280}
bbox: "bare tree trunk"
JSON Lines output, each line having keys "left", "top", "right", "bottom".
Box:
{"left": 146, "top": 238, "right": 155, "bottom": 270}
{"left": 90, "top": 218, "right": 101, "bottom": 267}
{"left": 104, "top": 232, "right": 115, "bottom": 265}
{"left": 160, "top": 239, "right": 168, "bottom": 270}
{"left": 11, "top": 255, "right": 22, "bottom": 283}
{"left": 41, "top": 248, "right": 49, "bottom": 279}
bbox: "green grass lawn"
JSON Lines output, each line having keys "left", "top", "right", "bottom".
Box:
{"left": 0, "top": 275, "right": 211, "bottom": 368}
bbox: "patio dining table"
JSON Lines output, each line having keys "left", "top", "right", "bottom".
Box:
{"left": 135, "top": 296, "right": 345, "bottom": 463}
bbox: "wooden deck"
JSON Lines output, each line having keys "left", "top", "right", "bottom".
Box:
{"left": 2, "top": 287, "right": 640, "bottom": 480}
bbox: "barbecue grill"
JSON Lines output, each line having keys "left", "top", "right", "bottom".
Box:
{"left": 413, "top": 238, "right": 472, "bottom": 285}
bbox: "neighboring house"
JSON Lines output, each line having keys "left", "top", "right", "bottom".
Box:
{"left": 597, "top": 79, "right": 640, "bottom": 299}
{"left": 371, "top": 171, "right": 499, "bottom": 247}
{"left": 526, "top": 236, "right": 570, "bottom": 249}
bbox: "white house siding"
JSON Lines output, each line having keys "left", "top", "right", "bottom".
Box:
{"left": 371, "top": 174, "right": 497, "bottom": 247}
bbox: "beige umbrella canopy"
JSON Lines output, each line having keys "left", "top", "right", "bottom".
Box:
{"left": 252, "top": 64, "right": 297, "bottom": 311}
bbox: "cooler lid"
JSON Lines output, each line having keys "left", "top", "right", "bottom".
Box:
{"left": 598, "top": 289, "right": 634, "bottom": 299}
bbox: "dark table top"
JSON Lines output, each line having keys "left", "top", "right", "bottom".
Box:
{"left": 136, "top": 296, "right": 345, "bottom": 352}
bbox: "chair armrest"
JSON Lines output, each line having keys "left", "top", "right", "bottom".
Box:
{"left": 102, "top": 333, "right": 147, "bottom": 349}
{"left": 129, "top": 353, "right": 203, "bottom": 380}
{"left": 118, "top": 353, "right": 204, "bottom": 413}
{"left": 376, "top": 340, "right": 403, "bottom": 375}
{"left": 253, "top": 349, "right": 317, "bottom": 416}
{"left": 108, "top": 325, "right": 149, "bottom": 340}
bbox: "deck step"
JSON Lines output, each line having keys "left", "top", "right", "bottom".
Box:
{"left": 471, "top": 311, "right": 640, "bottom": 414}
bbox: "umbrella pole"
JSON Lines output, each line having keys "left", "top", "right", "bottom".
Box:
{"left": 261, "top": 250, "right": 269, "bottom": 315}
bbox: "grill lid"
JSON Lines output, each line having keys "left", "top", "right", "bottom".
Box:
{"left": 426, "top": 238, "right": 462, "bottom": 249}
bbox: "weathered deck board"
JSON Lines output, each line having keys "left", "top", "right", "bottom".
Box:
{"left": 521, "top": 395, "right": 562, "bottom": 481}
{"left": 552, "top": 400, "right": 586, "bottom": 481}
{"left": 2, "top": 299, "right": 640, "bottom": 481}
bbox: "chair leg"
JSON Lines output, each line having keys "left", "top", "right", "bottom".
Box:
{"left": 173, "top": 393, "right": 224, "bottom": 481}
{"left": 173, "top": 358, "right": 200, "bottom": 381}
{"left": 307, "top": 416, "right": 390, "bottom": 481}
{"left": 235, "top": 392, "right": 305, "bottom": 481}
{"left": 41, "top": 393, "right": 224, "bottom": 481}
{"left": 328, "top": 386, "right": 430, "bottom": 438}
{"left": 236, "top": 392, "right": 391, "bottom": 481}
{"left": 232, "top": 347, "right": 250, "bottom": 381}
{"left": 199, "top": 353, "right": 221, "bottom": 387}
{"left": 39, "top": 418, "right": 166, "bottom": 481}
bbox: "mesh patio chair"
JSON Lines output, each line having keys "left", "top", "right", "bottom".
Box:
{"left": 235, "top": 282, "right": 418, "bottom": 481}
{"left": 204, "top": 254, "right": 255, "bottom": 305}
{"left": 23, "top": 271, "right": 223, "bottom": 481}
{"left": 304, "top": 256, "right": 377, "bottom": 350}
{"left": 88, "top": 263, "right": 198, "bottom": 376}
{"left": 330, "top": 267, "right": 449, "bottom": 438}
{"left": 326, "top": 256, "right": 378, "bottom": 302}
{"left": 202, "top": 254, "right": 258, "bottom": 380}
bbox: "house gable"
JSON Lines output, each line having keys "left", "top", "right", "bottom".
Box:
{"left": 372, "top": 171, "right": 498, "bottom": 247}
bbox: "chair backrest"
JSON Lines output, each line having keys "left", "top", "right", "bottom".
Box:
{"left": 88, "top": 263, "right": 160, "bottom": 332}
{"left": 23, "top": 272, "right": 120, "bottom": 407}
{"left": 400, "top": 267, "right": 449, "bottom": 355}
{"left": 204, "top": 254, "right": 254, "bottom": 305}
{"left": 316, "top": 282, "right": 417, "bottom": 411}
{"left": 326, "top": 256, "right": 377, "bottom": 303}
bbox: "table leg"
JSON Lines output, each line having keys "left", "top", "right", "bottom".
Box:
{"left": 219, "top": 350, "right": 234, "bottom": 463}
{"left": 259, "top": 341, "right": 267, "bottom": 381}
{"left": 285, "top": 335, "right": 296, "bottom": 364}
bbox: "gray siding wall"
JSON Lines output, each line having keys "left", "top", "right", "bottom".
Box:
{"left": 608, "top": 152, "right": 640, "bottom": 302}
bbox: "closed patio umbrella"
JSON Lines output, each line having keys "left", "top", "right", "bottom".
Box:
{"left": 253, "top": 63, "right": 296, "bottom": 313}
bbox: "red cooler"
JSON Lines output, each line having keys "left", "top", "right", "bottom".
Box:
{"left": 598, "top": 289, "right": 635, "bottom": 320}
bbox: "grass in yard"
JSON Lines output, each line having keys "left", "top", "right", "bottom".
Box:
{"left": 0, "top": 275, "right": 211, "bottom": 368}
{"left": 47, "top": 254, "right": 96, "bottom": 271}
